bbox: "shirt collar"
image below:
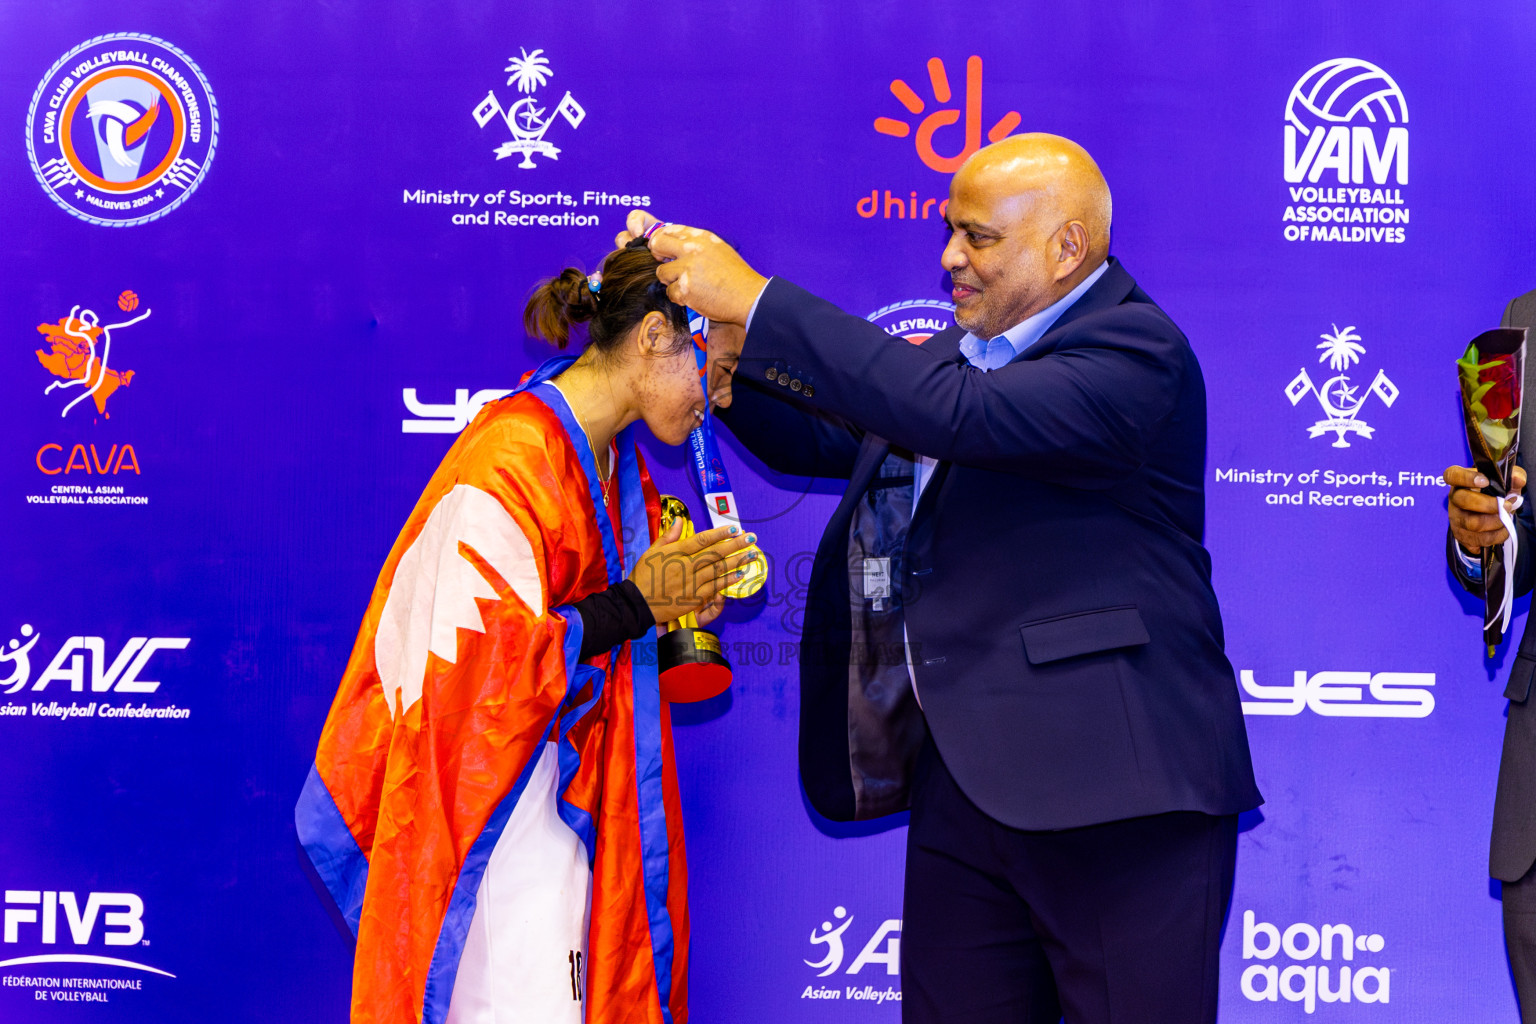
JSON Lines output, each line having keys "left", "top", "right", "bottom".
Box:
{"left": 958, "top": 259, "right": 1111, "bottom": 364}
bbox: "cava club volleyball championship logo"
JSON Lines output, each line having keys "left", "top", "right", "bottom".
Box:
{"left": 26, "top": 33, "right": 218, "bottom": 227}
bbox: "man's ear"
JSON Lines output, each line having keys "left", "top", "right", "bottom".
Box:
{"left": 1054, "top": 221, "right": 1089, "bottom": 281}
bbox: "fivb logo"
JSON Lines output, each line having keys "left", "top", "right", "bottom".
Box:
{"left": 1240, "top": 670, "right": 1434, "bottom": 718}
{"left": 1, "top": 890, "right": 172, "bottom": 977}
{"left": 1282, "top": 59, "right": 1410, "bottom": 244}
{"left": 401, "top": 388, "right": 512, "bottom": 434}
{"left": 1240, "top": 910, "right": 1390, "bottom": 1014}
{"left": 0, "top": 624, "right": 189, "bottom": 696}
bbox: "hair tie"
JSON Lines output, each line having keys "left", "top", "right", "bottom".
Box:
{"left": 642, "top": 221, "right": 669, "bottom": 241}
{"left": 587, "top": 272, "right": 602, "bottom": 295}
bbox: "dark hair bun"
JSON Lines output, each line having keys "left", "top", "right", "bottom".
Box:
{"left": 524, "top": 267, "right": 599, "bottom": 349}
{"left": 522, "top": 243, "right": 687, "bottom": 354}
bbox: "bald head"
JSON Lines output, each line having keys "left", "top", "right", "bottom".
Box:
{"left": 941, "top": 133, "right": 1113, "bottom": 337}
{"left": 959, "top": 133, "right": 1112, "bottom": 260}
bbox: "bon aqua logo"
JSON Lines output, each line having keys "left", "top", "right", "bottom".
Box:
{"left": 858, "top": 55, "right": 1020, "bottom": 223}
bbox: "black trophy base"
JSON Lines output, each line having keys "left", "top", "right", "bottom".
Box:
{"left": 658, "top": 627, "right": 732, "bottom": 703}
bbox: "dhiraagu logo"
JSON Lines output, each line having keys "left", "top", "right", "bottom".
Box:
{"left": 857, "top": 55, "right": 1020, "bottom": 224}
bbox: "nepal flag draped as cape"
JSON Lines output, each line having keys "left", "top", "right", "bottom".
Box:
{"left": 296, "top": 363, "right": 690, "bottom": 1024}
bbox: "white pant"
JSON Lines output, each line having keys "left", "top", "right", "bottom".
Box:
{"left": 447, "top": 742, "right": 592, "bottom": 1023}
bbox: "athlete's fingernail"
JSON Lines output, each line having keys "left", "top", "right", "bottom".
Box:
{"left": 728, "top": 526, "right": 739, "bottom": 534}
{"left": 746, "top": 533, "right": 757, "bottom": 543}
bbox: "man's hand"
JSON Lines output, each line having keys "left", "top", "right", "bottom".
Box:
{"left": 614, "top": 210, "right": 768, "bottom": 325}
{"left": 1447, "top": 464, "right": 1528, "bottom": 553}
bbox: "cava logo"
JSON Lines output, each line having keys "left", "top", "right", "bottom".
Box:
{"left": 1239, "top": 670, "right": 1434, "bottom": 718}
{"left": 801, "top": 906, "right": 903, "bottom": 1004}
{"left": 1284, "top": 325, "right": 1399, "bottom": 448}
{"left": 858, "top": 55, "right": 1018, "bottom": 223}
{"left": 26, "top": 33, "right": 217, "bottom": 227}
{"left": 401, "top": 388, "right": 512, "bottom": 434}
{"left": 35, "top": 291, "right": 150, "bottom": 421}
{"left": 1, "top": 889, "right": 172, "bottom": 978}
{"left": 867, "top": 300, "right": 955, "bottom": 345}
{"left": 1240, "top": 911, "right": 1390, "bottom": 1014}
{"left": 1281, "top": 59, "right": 1409, "bottom": 244}
{"left": 472, "top": 47, "right": 586, "bottom": 168}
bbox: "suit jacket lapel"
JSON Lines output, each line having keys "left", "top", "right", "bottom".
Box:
{"left": 1010, "top": 257, "right": 1137, "bottom": 365}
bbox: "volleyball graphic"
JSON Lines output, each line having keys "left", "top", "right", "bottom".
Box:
{"left": 118, "top": 289, "right": 139, "bottom": 311}
{"left": 1285, "top": 58, "right": 1407, "bottom": 131}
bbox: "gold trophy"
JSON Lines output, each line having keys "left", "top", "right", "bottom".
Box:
{"left": 656, "top": 495, "right": 734, "bottom": 702}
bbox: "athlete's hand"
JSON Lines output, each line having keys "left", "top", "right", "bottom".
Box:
{"left": 1447, "top": 464, "right": 1527, "bottom": 553}
{"left": 629, "top": 519, "right": 758, "bottom": 624}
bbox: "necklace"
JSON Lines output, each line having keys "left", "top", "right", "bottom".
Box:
{"left": 548, "top": 380, "right": 614, "bottom": 505}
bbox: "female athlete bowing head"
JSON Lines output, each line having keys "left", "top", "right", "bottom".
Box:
{"left": 298, "top": 239, "right": 754, "bottom": 1024}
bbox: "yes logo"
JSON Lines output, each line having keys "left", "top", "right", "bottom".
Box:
{"left": 401, "top": 388, "right": 512, "bottom": 434}
{"left": 1239, "top": 670, "right": 1434, "bottom": 719}
{"left": 874, "top": 57, "right": 1020, "bottom": 173}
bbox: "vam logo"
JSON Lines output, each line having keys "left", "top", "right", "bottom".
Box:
{"left": 1281, "top": 59, "right": 1410, "bottom": 244}
{"left": 858, "top": 56, "right": 1019, "bottom": 223}
{"left": 1240, "top": 910, "right": 1390, "bottom": 1014}
{"left": 401, "top": 388, "right": 512, "bottom": 434}
{"left": 1284, "top": 324, "right": 1399, "bottom": 448}
{"left": 26, "top": 33, "right": 217, "bottom": 227}
{"left": 472, "top": 48, "right": 586, "bottom": 168}
{"left": 801, "top": 906, "right": 903, "bottom": 1005}
{"left": 1, "top": 889, "right": 172, "bottom": 978}
{"left": 867, "top": 300, "right": 955, "bottom": 345}
{"left": 1240, "top": 670, "right": 1434, "bottom": 718}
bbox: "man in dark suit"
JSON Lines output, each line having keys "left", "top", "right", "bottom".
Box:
{"left": 1446, "top": 288, "right": 1536, "bottom": 1023}
{"left": 631, "top": 133, "right": 1261, "bottom": 1023}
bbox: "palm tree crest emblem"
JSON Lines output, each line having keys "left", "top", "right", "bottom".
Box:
{"left": 471, "top": 47, "right": 586, "bottom": 168}
{"left": 1285, "top": 324, "right": 1400, "bottom": 447}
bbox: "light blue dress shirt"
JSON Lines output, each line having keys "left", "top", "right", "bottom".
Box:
{"left": 911, "top": 260, "right": 1110, "bottom": 505}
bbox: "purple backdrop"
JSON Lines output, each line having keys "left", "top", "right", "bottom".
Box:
{"left": 2, "top": 2, "right": 1533, "bottom": 1020}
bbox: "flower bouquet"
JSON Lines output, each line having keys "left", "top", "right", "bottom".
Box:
{"left": 1457, "top": 327, "right": 1527, "bottom": 655}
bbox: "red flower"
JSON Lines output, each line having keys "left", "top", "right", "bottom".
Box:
{"left": 1482, "top": 356, "right": 1520, "bottom": 420}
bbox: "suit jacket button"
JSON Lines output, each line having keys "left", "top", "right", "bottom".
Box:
{"left": 765, "top": 366, "right": 778, "bottom": 381}
{"left": 777, "top": 374, "right": 790, "bottom": 386}
{"left": 790, "top": 378, "right": 803, "bottom": 391}
{"left": 803, "top": 385, "right": 814, "bottom": 397}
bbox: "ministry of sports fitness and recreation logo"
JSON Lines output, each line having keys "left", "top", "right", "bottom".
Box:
{"left": 858, "top": 55, "right": 1019, "bottom": 222}
{"left": 1281, "top": 58, "right": 1410, "bottom": 244}
{"left": 472, "top": 47, "right": 586, "bottom": 168}
{"left": 26, "top": 34, "right": 218, "bottom": 227}
{"left": 1284, "top": 324, "right": 1399, "bottom": 448}
{"left": 867, "top": 300, "right": 955, "bottom": 344}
